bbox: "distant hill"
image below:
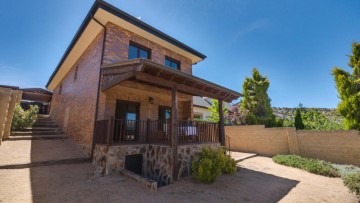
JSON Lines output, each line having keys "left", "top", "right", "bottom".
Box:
{"left": 272, "top": 107, "right": 344, "bottom": 123}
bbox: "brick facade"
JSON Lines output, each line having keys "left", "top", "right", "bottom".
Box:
{"left": 50, "top": 31, "right": 104, "bottom": 153}
{"left": 50, "top": 22, "right": 194, "bottom": 153}
{"left": 103, "top": 23, "right": 192, "bottom": 74}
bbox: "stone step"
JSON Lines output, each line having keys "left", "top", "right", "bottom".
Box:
{"left": 22, "top": 127, "right": 60, "bottom": 132}
{"left": 35, "top": 121, "right": 56, "bottom": 125}
{"left": 0, "top": 157, "right": 90, "bottom": 169}
{"left": 120, "top": 169, "right": 157, "bottom": 192}
{"left": 7, "top": 135, "right": 68, "bottom": 141}
{"left": 33, "top": 124, "right": 58, "bottom": 128}
{"left": 11, "top": 131, "right": 63, "bottom": 136}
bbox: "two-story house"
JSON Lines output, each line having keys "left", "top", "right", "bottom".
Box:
{"left": 46, "top": 1, "right": 241, "bottom": 187}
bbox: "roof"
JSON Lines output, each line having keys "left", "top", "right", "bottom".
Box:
{"left": 46, "top": 0, "right": 206, "bottom": 89}
{"left": 20, "top": 88, "right": 53, "bottom": 95}
{"left": 0, "top": 85, "right": 19, "bottom": 90}
{"left": 20, "top": 88, "right": 52, "bottom": 102}
{"left": 101, "top": 59, "right": 242, "bottom": 102}
{"left": 193, "top": 96, "right": 212, "bottom": 108}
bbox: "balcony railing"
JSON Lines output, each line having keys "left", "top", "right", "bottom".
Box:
{"left": 94, "top": 119, "right": 219, "bottom": 146}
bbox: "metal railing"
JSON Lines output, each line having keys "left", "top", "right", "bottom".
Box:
{"left": 94, "top": 118, "right": 219, "bottom": 146}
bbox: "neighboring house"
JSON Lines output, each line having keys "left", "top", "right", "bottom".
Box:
{"left": 193, "top": 96, "right": 233, "bottom": 121}
{"left": 20, "top": 88, "right": 52, "bottom": 114}
{"left": 46, "top": 1, "right": 241, "bottom": 187}
{"left": 193, "top": 96, "right": 212, "bottom": 120}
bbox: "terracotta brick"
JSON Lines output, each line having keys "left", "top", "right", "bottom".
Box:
{"left": 50, "top": 31, "right": 104, "bottom": 150}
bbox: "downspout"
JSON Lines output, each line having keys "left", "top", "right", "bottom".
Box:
{"left": 90, "top": 17, "right": 107, "bottom": 162}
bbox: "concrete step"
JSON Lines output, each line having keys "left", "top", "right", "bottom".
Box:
{"left": 7, "top": 135, "right": 67, "bottom": 141}
{"left": 33, "top": 124, "right": 58, "bottom": 128}
{"left": 0, "top": 157, "right": 90, "bottom": 169}
{"left": 120, "top": 169, "right": 157, "bottom": 192}
{"left": 35, "top": 121, "right": 56, "bottom": 125}
{"left": 230, "top": 152, "right": 258, "bottom": 163}
{"left": 11, "top": 131, "right": 63, "bottom": 136}
{"left": 22, "top": 127, "right": 60, "bottom": 132}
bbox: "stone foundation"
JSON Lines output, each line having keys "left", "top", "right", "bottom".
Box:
{"left": 177, "top": 143, "right": 220, "bottom": 179}
{"left": 93, "top": 143, "right": 220, "bottom": 187}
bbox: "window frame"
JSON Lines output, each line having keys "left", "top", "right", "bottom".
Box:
{"left": 128, "top": 41, "right": 151, "bottom": 60}
{"left": 74, "top": 65, "right": 79, "bottom": 81}
{"left": 59, "top": 84, "right": 62, "bottom": 95}
{"left": 165, "top": 56, "right": 181, "bottom": 70}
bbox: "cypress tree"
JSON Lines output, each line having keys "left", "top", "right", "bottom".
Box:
{"left": 294, "top": 108, "right": 305, "bottom": 130}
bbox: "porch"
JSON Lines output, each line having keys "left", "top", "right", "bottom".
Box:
{"left": 92, "top": 58, "right": 241, "bottom": 185}
{"left": 95, "top": 58, "right": 241, "bottom": 147}
{"left": 94, "top": 118, "right": 219, "bottom": 146}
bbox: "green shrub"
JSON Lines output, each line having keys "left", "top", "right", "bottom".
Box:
{"left": 222, "top": 155, "right": 237, "bottom": 174}
{"left": 272, "top": 155, "right": 340, "bottom": 177}
{"left": 343, "top": 173, "right": 360, "bottom": 196}
{"left": 11, "top": 104, "right": 39, "bottom": 131}
{"left": 192, "top": 147, "right": 237, "bottom": 184}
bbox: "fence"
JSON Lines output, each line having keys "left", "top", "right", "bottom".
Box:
{"left": 225, "top": 125, "right": 360, "bottom": 166}
{"left": 94, "top": 118, "right": 219, "bottom": 146}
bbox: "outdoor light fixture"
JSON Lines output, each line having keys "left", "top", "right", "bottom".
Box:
{"left": 148, "top": 97, "right": 154, "bottom": 104}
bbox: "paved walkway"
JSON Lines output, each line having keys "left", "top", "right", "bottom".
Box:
{"left": 229, "top": 151, "right": 257, "bottom": 162}
{"left": 0, "top": 139, "right": 88, "bottom": 168}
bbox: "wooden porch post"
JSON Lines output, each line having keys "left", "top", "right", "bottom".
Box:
{"left": 218, "top": 100, "right": 225, "bottom": 146}
{"left": 171, "top": 85, "right": 178, "bottom": 181}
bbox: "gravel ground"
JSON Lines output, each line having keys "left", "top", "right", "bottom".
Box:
{"left": 0, "top": 156, "right": 357, "bottom": 203}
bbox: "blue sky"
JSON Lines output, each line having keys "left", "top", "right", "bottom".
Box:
{"left": 0, "top": 0, "right": 359, "bottom": 108}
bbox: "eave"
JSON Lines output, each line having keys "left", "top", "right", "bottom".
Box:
{"left": 101, "top": 59, "right": 242, "bottom": 103}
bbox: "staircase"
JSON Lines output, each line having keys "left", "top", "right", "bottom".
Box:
{"left": 9, "top": 115, "right": 66, "bottom": 140}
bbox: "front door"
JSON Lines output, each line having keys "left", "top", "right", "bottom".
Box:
{"left": 114, "top": 100, "right": 140, "bottom": 142}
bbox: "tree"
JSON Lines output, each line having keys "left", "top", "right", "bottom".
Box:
{"left": 240, "top": 68, "right": 274, "bottom": 125}
{"left": 294, "top": 108, "right": 305, "bottom": 130}
{"left": 332, "top": 42, "right": 360, "bottom": 130}
{"left": 208, "top": 99, "right": 228, "bottom": 122}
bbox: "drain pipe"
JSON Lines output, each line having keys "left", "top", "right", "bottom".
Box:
{"left": 89, "top": 17, "right": 107, "bottom": 162}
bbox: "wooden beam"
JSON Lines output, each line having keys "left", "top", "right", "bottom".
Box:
{"left": 101, "top": 72, "right": 135, "bottom": 91}
{"left": 102, "top": 64, "right": 141, "bottom": 75}
{"left": 171, "top": 85, "right": 179, "bottom": 181}
{"left": 218, "top": 100, "right": 225, "bottom": 146}
{"left": 135, "top": 72, "right": 223, "bottom": 100}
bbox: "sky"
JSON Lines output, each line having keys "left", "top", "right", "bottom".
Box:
{"left": 0, "top": 0, "right": 359, "bottom": 108}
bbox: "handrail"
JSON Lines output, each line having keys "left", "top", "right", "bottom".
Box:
{"left": 94, "top": 119, "right": 219, "bottom": 146}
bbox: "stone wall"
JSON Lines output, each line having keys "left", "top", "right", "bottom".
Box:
{"left": 93, "top": 143, "right": 220, "bottom": 186}
{"left": 225, "top": 126, "right": 360, "bottom": 166}
{"left": 177, "top": 143, "right": 220, "bottom": 179}
{"left": 50, "top": 31, "right": 104, "bottom": 154}
{"left": 93, "top": 144, "right": 173, "bottom": 187}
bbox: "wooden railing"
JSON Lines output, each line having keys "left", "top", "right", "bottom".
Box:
{"left": 94, "top": 118, "right": 219, "bottom": 146}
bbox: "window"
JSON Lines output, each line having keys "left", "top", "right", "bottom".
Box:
{"left": 59, "top": 84, "right": 62, "bottom": 95}
{"left": 74, "top": 65, "right": 78, "bottom": 81}
{"left": 128, "top": 43, "right": 150, "bottom": 59}
{"left": 158, "top": 106, "right": 171, "bottom": 120}
{"left": 165, "top": 57, "right": 180, "bottom": 70}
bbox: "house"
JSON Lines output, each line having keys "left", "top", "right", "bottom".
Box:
{"left": 46, "top": 1, "right": 241, "bottom": 187}
{"left": 193, "top": 96, "right": 233, "bottom": 121}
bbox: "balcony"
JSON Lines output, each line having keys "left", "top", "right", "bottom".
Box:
{"left": 94, "top": 118, "right": 219, "bottom": 146}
